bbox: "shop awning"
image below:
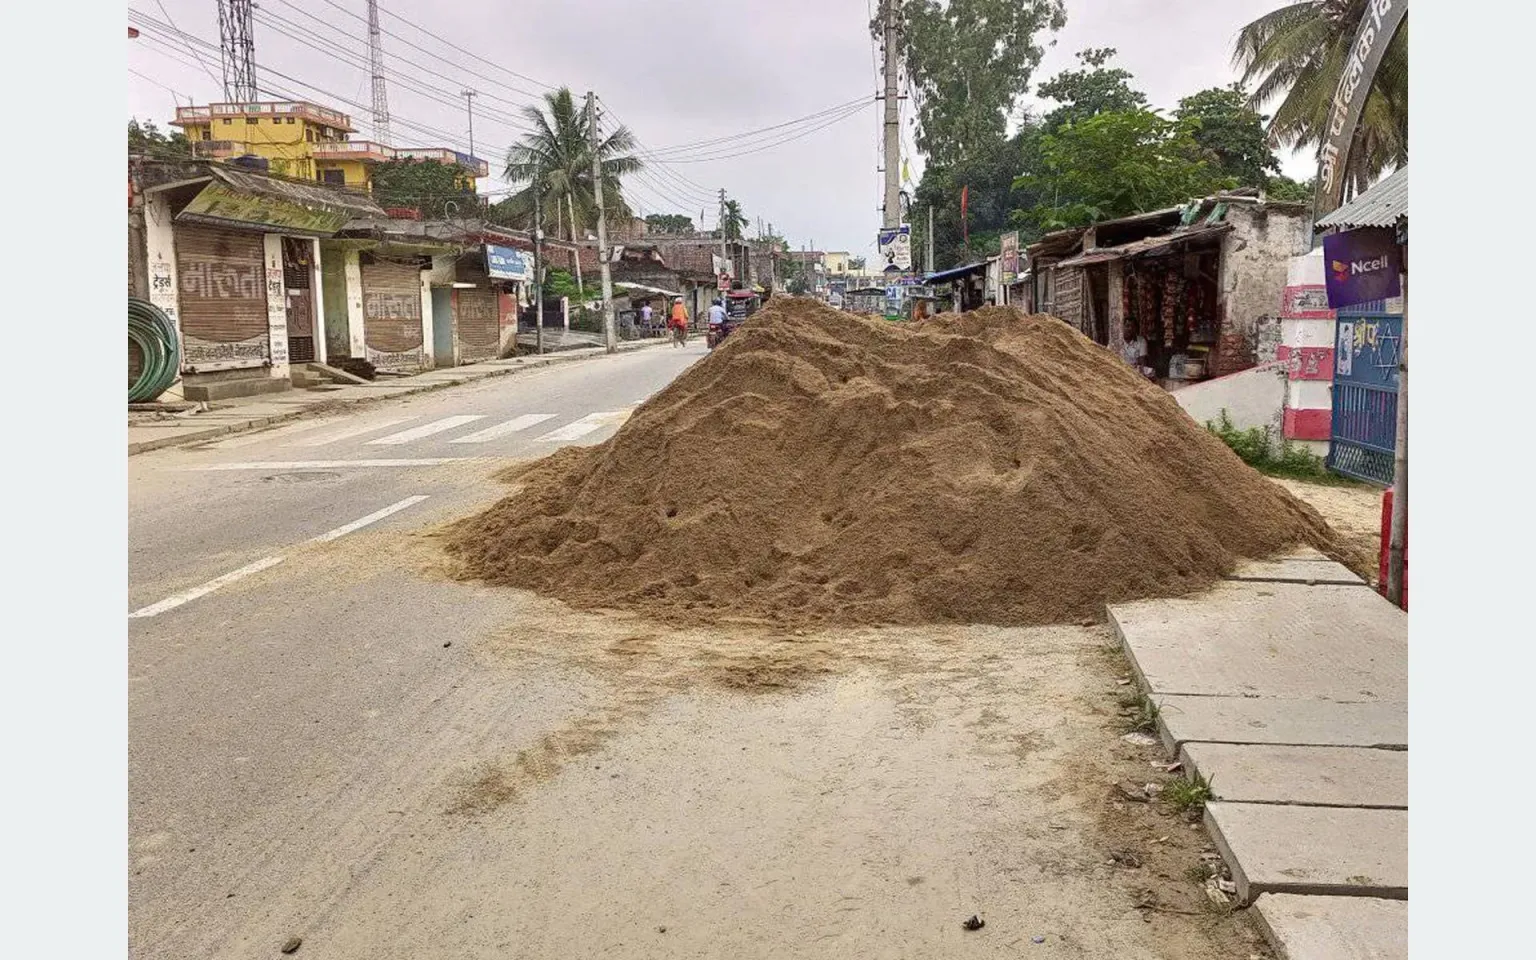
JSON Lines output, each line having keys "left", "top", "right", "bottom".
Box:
{"left": 616, "top": 283, "right": 683, "bottom": 298}
{"left": 924, "top": 262, "right": 987, "bottom": 284}
{"left": 1054, "top": 223, "right": 1229, "bottom": 268}
{"left": 159, "top": 165, "right": 385, "bottom": 237}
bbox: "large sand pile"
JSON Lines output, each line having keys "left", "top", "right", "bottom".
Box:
{"left": 447, "top": 298, "right": 1340, "bottom": 626}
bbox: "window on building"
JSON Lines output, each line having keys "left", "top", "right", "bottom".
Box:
{"left": 246, "top": 117, "right": 258, "bottom": 125}
{"left": 321, "top": 169, "right": 345, "bottom": 186}
{"left": 305, "top": 129, "right": 315, "bottom": 143}
{"left": 223, "top": 118, "right": 232, "bottom": 125}
{"left": 285, "top": 117, "right": 295, "bottom": 124}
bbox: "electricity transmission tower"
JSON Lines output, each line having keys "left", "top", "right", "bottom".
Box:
{"left": 366, "top": 0, "right": 392, "bottom": 144}
{"left": 216, "top": 0, "right": 256, "bottom": 102}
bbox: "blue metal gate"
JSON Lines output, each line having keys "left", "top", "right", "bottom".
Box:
{"left": 1327, "top": 300, "right": 1402, "bottom": 486}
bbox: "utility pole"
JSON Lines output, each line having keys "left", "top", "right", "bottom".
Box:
{"left": 926, "top": 205, "right": 935, "bottom": 274}
{"left": 586, "top": 91, "right": 617, "bottom": 353}
{"left": 461, "top": 89, "right": 477, "bottom": 159}
{"left": 533, "top": 159, "right": 544, "bottom": 356}
{"left": 365, "top": 0, "right": 391, "bottom": 144}
{"left": 880, "top": 0, "right": 901, "bottom": 230}
{"left": 718, "top": 188, "right": 729, "bottom": 288}
{"left": 1386, "top": 248, "right": 1408, "bottom": 607}
{"left": 568, "top": 195, "right": 585, "bottom": 298}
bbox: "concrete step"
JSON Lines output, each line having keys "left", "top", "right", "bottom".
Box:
{"left": 182, "top": 377, "right": 292, "bottom": 403}
{"left": 1180, "top": 742, "right": 1406, "bottom": 808}
{"left": 1252, "top": 894, "right": 1407, "bottom": 960}
{"left": 1150, "top": 695, "right": 1406, "bottom": 754}
{"left": 1205, "top": 802, "right": 1407, "bottom": 903}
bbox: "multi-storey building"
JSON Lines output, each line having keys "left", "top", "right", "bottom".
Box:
{"left": 171, "top": 100, "right": 488, "bottom": 192}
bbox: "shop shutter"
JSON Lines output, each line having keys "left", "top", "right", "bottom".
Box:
{"left": 361, "top": 256, "right": 424, "bottom": 369}
{"left": 454, "top": 258, "right": 500, "bottom": 363}
{"left": 174, "top": 224, "right": 269, "bottom": 367}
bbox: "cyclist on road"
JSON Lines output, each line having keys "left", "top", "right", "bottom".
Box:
{"left": 669, "top": 297, "right": 690, "bottom": 346}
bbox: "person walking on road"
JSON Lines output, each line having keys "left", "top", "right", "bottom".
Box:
{"left": 640, "top": 302, "right": 654, "bottom": 336}
{"left": 669, "top": 297, "right": 690, "bottom": 346}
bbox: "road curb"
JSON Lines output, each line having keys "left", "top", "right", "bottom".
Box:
{"left": 128, "top": 339, "right": 669, "bottom": 457}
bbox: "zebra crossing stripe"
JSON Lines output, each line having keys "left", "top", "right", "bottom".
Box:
{"left": 448, "top": 414, "right": 557, "bottom": 444}
{"left": 288, "top": 416, "right": 419, "bottom": 447}
{"left": 532, "top": 410, "right": 632, "bottom": 443}
{"left": 365, "top": 415, "right": 486, "bottom": 445}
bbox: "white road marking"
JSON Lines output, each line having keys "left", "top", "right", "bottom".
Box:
{"left": 186, "top": 459, "right": 466, "bottom": 471}
{"left": 288, "top": 416, "right": 418, "bottom": 447}
{"left": 128, "top": 556, "right": 285, "bottom": 619}
{"left": 205, "top": 419, "right": 341, "bottom": 449}
{"left": 310, "top": 495, "right": 430, "bottom": 543}
{"left": 366, "top": 415, "right": 486, "bottom": 445}
{"left": 448, "top": 414, "right": 557, "bottom": 444}
{"left": 532, "top": 409, "right": 633, "bottom": 443}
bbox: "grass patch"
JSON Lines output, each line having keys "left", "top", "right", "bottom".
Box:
{"left": 1163, "top": 772, "right": 1215, "bottom": 813}
{"left": 1205, "top": 410, "right": 1361, "bottom": 486}
{"left": 1120, "top": 692, "right": 1160, "bottom": 734}
{"left": 1185, "top": 862, "right": 1217, "bottom": 884}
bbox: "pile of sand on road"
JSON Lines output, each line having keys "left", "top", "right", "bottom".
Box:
{"left": 446, "top": 298, "right": 1340, "bottom": 627}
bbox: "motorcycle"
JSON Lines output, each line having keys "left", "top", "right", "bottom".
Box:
{"left": 706, "top": 318, "right": 737, "bottom": 349}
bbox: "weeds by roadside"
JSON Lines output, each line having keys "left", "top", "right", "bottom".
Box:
{"left": 1163, "top": 772, "right": 1214, "bottom": 813}
{"left": 1205, "top": 410, "right": 1361, "bottom": 486}
{"left": 1119, "top": 691, "right": 1160, "bottom": 734}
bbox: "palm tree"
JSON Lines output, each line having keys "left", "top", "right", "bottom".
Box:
{"left": 721, "top": 198, "right": 749, "bottom": 241}
{"left": 1233, "top": 1, "right": 1406, "bottom": 197}
{"left": 500, "top": 88, "right": 643, "bottom": 238}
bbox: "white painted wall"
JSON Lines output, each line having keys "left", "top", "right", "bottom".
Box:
{"left": 309, "top": 237, "right": 326, "bottom": 366}
{"left": 1171, "top": 360, "right": 1287, "bottom": 442}
{"left": 419, "top": 273, "right": 436, "bottom": 369}
{"left": 1286, "top": 379, "right": 1332, "bottom": 410}
{"left": 343, "top": 249, "right": 366, "bottom": 358}
{"left": 261, "top": 235, "right": 291, "bottom": 381}
{"left": 141, "top": 192, "right": 186, "bottom": 399}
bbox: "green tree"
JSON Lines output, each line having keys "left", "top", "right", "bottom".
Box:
{"left": 644, "top": 213, "right": 695, "bottom": 234}
{"left": 847, "top": 256, "right": 866, "bottom": 272}
{"left": 1233, "top": 0, "right": 1406, "bottom": 195}
{"left": 500, "top": 87, "right": 643, "bottom": 238}
{"left": 1035, "top": 48, "right": 1147, "bottom": 132}
{"left": 1174, "top": 85, "right": 1282, "bottom": 190}
{"left": 370, "top": 159, "right": 478, "bottom": 219}
{"left": 720, "top": 199, "right": 748, "bottom": 241}
{"left": 1265, "top": 174, "right": 1313, "bottom": 203}
{"left": 128, "top": 119, "right": 192, "bottom": 160}
{"left": 1015, "top": 109, "right": 1233, "bottom": 230}
{"left": 886, "top": 0, "right": 1066, "bottom": 167}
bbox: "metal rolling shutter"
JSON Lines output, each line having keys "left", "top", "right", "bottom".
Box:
{"left": 361, "top": 256, "right": 423, "bottom": 369}
{"left": 283, "top": 238, "right": 316, "bottom": 364}
{"left": 174, "top": 224, "right": 269, "bottom": 368}
{"left": 454, "top": 259, "right": 499, "bottom": 363}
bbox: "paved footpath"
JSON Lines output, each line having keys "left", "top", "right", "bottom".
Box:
{"left": 129, "top": 340, "right": 669, "bottom": 456}
{"left": 1109, "top": 548, "right": 1407, "bottom": 960}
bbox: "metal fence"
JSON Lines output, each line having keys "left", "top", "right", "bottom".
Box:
{"left": 1327, "top": 301, "right": 1402, "bottom": 486}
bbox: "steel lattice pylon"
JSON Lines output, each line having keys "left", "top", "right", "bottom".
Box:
{"left": 216, "top": 0, "right": 256, "bottom": 103}
{"left": 367, "top": 0, "right": 391, "bottom": 145}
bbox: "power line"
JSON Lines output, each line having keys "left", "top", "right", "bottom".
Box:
{"left": 154, "top": 0, "right": 219, "bottom": 89}
{"left": 642, "top": 97, "right": 873, "bottom": 157}
{"left": 658, "top": 101, "right": 874, "bottom": 163}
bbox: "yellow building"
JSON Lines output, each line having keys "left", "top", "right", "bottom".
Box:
{"left": 171, "top": 101, "right": 488, "bottom": 193}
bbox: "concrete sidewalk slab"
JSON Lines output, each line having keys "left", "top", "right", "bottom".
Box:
{"left": 1252, "top": 894, "right": 1407, "bottom": 960}
{"left": 1153, "top": 695, "right": 1406, "bottom": 753}
{"left": 1206, "top": 802, "right": 1407, "bottom": 902}
{"left": 1227, "top": 557, "right": 1366, "bottom": 585}
{"left": 1180, "top": 743, "right": 1406, "bottom": 808}
{"left": 1110, "top": 581, "right": 1405, "bottom": 701}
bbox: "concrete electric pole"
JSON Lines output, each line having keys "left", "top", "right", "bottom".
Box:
{"left": 533, "top": 159, "right": 544, "bottom": 356}
{"left": 881, "top": 0, "right": 901, "bottom": 230}
{"left": 586, "top": 91, "right": 617, "bottom": 354}
{"left": 461, "top": 89, "right": 477, "bottom": 159}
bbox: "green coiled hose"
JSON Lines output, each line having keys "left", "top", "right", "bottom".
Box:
{"left": 128, "top": 298, "right": 180, "bottom": 403}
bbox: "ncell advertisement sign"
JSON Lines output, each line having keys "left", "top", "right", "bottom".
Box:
{"left": 1322, "top": 227, "right": 1401, "bottom": 309}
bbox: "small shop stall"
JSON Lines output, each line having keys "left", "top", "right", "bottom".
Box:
{"left": 725, "top": 288, "right": 761, "bottom": 321}
{"left": 843, "top": 286, "right": 887, "bottom": 316}
{"left": 1119, "top": 238, "right": 1223, "bottom": 387}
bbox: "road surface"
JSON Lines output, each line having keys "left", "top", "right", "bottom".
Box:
{"left": 129, "top": 341, "right": 1269, "bottom": 959}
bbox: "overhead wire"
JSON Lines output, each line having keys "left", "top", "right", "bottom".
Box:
{"left": 154, "top": 0, "right": 221, "bottom": 90}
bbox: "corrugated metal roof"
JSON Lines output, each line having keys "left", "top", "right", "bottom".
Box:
{"left": 925, "top": 262, "right": 988, "bottom": 284}
{"left": 1055, "top": 223, "right": 1229, "bottom": 268}
{"left": 1317, "top": 167, "right": 1407, "bottom": 229}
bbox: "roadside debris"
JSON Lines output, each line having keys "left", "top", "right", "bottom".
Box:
{"left": 447, "top": 300, "right": 1341, "bottom": 627}
{"left": 1120, "top": 731, "right": 1159, "bottom": 747}
{"left": 280, "top": 936, "right": 303, "bottom": 954}
{"left": 962, "top": 915, "right": 986, "bottom": 931}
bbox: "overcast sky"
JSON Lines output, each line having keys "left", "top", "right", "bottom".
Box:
{"left": 128, "top": 0, "right": 1308, "bottom": 258}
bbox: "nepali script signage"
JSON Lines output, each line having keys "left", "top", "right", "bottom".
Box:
{"left": 177, "top": 182, "right": 354, "bottom": 236}
{"left": 1314, "top": 0, "right": 1407, "bottom": 219}
{"left": 1000, "top": 232, "right": 1020, "bottom": 284}
{"left": 879, "top": 225, "right": 912, "bottom": 272}
{"left": 1322, "top": 227, "right": 1402, "bottom": 309}
{"left": 485, "top": 244, "right": 530, "bottom": 281}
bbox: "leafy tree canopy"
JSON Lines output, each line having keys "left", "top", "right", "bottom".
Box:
{"left": 644, "top": 213, "right": 695, "bottom": 234}
{"left": 500, "top": 87, "right": 642, "bottom": 237}
{"left": 1035, "top": 48, "right": 1147, "bottom": 132}
{"left": 1174, "top": 85, "right": 1280, "bottom": 191}
{"left": 128, "top": 119, "right": 192, "bottom": 160}
{"left": 888, "top": 0, "right": 1066, "bottom": 167}
{"left": 369, "top": 160, "right": 478, "bottom": 220}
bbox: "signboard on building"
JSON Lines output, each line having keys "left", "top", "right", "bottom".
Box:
{"left": 717, "top": 271, "right": 732, "bottom": 291}
{"left": 1000, "top": 232, "right": 1020, "bottom": 284}
{"left": 1322, "top": 228, "right": 1401, "bottom": 309}
{"left": 712, "top": 253, "right": 734, "bottom": 278}
{"left": 878, "top": 225, "right": 912, "bottom": 272}
{"left": 1313, "top": 0, "right": 1408, "bottom": 219}
{"left": 177, "top": 182, "right": 353, "bottom": 236}
{"left": 485, "top": 244, "right": 530, "bottom": 281}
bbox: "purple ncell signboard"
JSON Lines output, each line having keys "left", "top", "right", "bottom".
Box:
{"left": 1322, "top": 227, "right": 1401, "bottom": 309}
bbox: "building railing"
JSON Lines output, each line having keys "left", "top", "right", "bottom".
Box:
{"left": 312, "top": 140, "right": 397, "bottom": 161}
{"left": 396, "top": 148, "right": 490, "bottom": 177}
{"left": 175, "top": 101, "right": 354, "bottom": 131}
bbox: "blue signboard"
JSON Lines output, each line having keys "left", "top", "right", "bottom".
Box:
{"left": 485, "top": 244, "right": 530, "bottom": 281}
{"left": 1322, "top": 228, "right": 1401, "bottom": 309}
